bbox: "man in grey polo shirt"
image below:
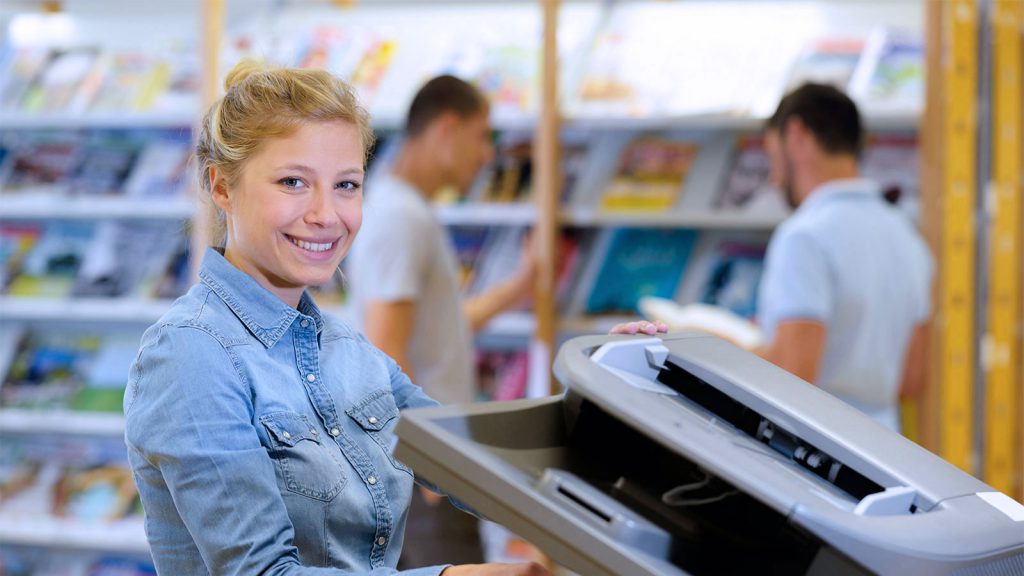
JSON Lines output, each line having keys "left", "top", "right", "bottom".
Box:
{"left": 757, "top": 82, "right": 933, "bottom": 432}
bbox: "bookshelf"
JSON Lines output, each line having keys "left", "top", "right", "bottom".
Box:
{"left": 7, "top": 0, "right": 996, "bottom": 573}
{"left": 0, "top": 1, "right": 203, "bottom": 570}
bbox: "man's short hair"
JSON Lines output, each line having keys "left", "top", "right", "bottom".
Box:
{"left": 767, "top": 82, "right": 863, "bottom": 156}
{"left": 406, "top": 75, "right": 488, "bottom": 138}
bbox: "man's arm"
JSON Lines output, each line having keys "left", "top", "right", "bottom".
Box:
{"left": 756, "top": 319, "right": 827, "bottom": 383}
{"left": 898, "top": 323, "right": 928, "bottom": 401}
{"left": 363, "top": 299, "right": 417, "bottom": 382}
{"left": 463, "top": 232, "right": 538, "bottom": 333}
{"left": 463, "top": 271, "right": 532, "bottom": 333}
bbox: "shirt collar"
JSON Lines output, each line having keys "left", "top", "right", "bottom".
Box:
{"left": 198, "top": 247, "right": 325, "bottom": 348}
{"left": 798, "top": 178, "right": 881, "bottom": 213}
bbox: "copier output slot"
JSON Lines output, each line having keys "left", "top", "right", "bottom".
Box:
{"left": 656, "top": 361, "right": 892, "bottom": 505}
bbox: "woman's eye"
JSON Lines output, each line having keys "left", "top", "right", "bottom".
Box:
{"left": 336, "top": 180, "right": 361, "bottom": 192}
{"left": 279, "top": 177, "right": 303, "bottom": 189}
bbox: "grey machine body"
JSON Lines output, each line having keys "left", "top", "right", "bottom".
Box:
{"left": 394, "top": 332, "right": 1024, "bottom": 575}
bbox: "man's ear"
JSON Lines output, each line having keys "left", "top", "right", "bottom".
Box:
{"left": 209, "top": 166, "right": 231, "bottom": 212}
{"left": 783, "top": 116, "right": 813, "bottom": 154}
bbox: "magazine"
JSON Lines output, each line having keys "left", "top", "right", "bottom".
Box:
{"left": 600, "top": 138, "right": 697, "bottom": 213}
{"left": 583, "top": 228, "right": 698, "bottom": 314}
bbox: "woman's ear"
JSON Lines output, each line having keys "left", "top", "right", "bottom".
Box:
{"left": 209, "top": 166, "right": 231, "bottom": 212}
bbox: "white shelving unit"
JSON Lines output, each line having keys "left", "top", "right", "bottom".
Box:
{"left": 0, "top": 0, "right": 926, "bottom": 571}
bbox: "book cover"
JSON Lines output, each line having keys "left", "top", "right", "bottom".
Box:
{"left": 714, "top": 135, "right": 788, "bottom": 215}
{"left": 784, "top": 37, "right": 865, "bottom": 92}
{"left": 850, "top": 30, "right": 923, "bottom": 112}
{"left": 2, "top": 132, "right": 83, "bottom": 197}
{"left": 0, "top": 46, "right": 49, "bottom": 111}
{"left": 70, "top": 132, "right": 145, "bottom": 197}
{"left": 20, "top": 47, "right": 101, "bottom": 112}
{"left": 122, "top": 131, "right": 191, "bottom": 198}
{"left": 448, "top": 226, "right": 492, "bottom": 292}
{"left": 52, "top": 464, "right": 137, "bottom": 522}
{"left": 7, "top": 222, "right": 94, "bottom": 298}
{"left": 600, "top": 138, "right": 697, "bottom": 213}
{"left": 584, "top": 228, "right": 698, "bottom": 315}
{"left": 475, "top": 349, "right": 529, "bottom": 402}
{"left": 0, "top": 223, "right": 42, "bottom": 291}
{"left": 697, "top": 240, "right": 766, "bottom": 319}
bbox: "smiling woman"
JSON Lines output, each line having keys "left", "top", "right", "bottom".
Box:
{"left": 211, "top": 120, "right": 365, "bottom": 307}
{"left": 122, "top": 59, "right": 549, "bottom": 576}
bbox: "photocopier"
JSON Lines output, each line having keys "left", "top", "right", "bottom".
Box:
{"left": 394, "top": 333, "right": 1024, "bottom": 575}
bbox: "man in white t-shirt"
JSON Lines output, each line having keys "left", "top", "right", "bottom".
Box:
{"left": 756, "top": 83, "right": 933, "bottom": 431}
{"left": 346, "top": 75, "right": 536, "bottom": 567}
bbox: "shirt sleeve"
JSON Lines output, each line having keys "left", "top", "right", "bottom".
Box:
{"left": 353, "top": 204, "right": 431, "bottom": 302}
{"left": 760, "top": 228, "right": 834, "bottom": 327}
{"left": 125, "top": 324, "right": 448, "bottom": 576}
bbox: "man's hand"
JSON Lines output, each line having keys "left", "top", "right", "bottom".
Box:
{"left": 608, "top": 320, "right": 668, "bottom": 335}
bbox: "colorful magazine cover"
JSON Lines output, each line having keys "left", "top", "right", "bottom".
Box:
{"left": 600, "top": 138, "right": 697, "bottom": 213}
{"left": 584, "top": 228, "right": 697, "bottom": 314}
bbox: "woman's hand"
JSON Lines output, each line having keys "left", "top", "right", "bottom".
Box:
{"left": 608, "top": 320, "right": 668, "bottom": 335}
{"left": 441, "top": 562, "right": 551, "bottom": 576}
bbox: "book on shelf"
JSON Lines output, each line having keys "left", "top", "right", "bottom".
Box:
{"left": 0, "top": 129, "right": 191, "bottom": 200}
{"left": 1, "top": 548, "right": 155, "bottom": 576}
{"left": 675, "top": 233, "right": 768, "bottom": 320}
{"left": 848, "top": 29, "right": 923, "bottom": 114}
{"left": 5, "top": 221, "right": 94, "bottom": 298}
{"left": 600, "top": 138, "right": 698, "bottom": 213}
{"left": 467, "top": 226, "right": 527, "bottom": 303}
{"left": 448, "top": 226, "right": 492, "bottom": 292}
{"left": 714, "top": 135, "right": 789, "bottom": 216}
{"left": 475, "top": 349, "right": 529, "bottom": 402}
{"left": 1, "top": 131, "right": 83, "bottom": 198}
{"left": 2, "top": 220, "right": 189, "bottom": 300}
{"left": 0, "top": 45, "right": 50, "bottom": 111}
{"left": 0, "top": 223, "right": 42, "bottom": 292}
{"left": 580, "top": 227, "right": 698, "bottom": 315}
{"left": 783, "top": 37, "right": 866, "bottom": 93}
{"left": 18, "top": 47, "right": 101, "bottom": 113}
{"left": 1, "top": 327, "right": 141, "bottom": 413}
{"left": 0, "top": 436, "right": 144, "bottom": 555}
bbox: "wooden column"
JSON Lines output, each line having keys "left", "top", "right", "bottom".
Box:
{"left": 192, "top": 0, "right": 225, "bottom": 276}
{"left": 919, "top": 0, "right": 945, "bottom": 452}
{"left": 533, "top": 0, "right": 561, "bottom": 394}
{"left": 984, "top": 0, "right": 1022, "bottom": 499}
{"left": 937, "top": 0, "right": 979, "bottom": 473}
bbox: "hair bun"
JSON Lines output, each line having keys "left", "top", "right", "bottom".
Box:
{"left": 223, "top": 58, "right": 268, "bottom": 91}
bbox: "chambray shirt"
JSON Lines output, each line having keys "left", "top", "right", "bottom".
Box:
{"left": 124, "top": 248, "right": 446, "bottom": 575}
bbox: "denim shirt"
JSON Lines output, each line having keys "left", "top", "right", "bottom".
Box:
{"left": 124, "top": 248, "right": 446, "bottom": 575}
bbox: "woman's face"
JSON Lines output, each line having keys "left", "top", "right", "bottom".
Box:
{"left": 215, "top": 120, "right": 364, "bottom": 307}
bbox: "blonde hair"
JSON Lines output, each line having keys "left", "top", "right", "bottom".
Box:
{"left": 195, "top": 59, "right": 375, "bottom": 247}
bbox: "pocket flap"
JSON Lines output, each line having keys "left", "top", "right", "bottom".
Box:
{"left": 260, "top": 412, "right": 320, "bottom": 447}
{"left": 345, "top": 389, "right": 400, "bottom": 431}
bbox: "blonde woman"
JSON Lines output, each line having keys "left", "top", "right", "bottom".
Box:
{"left": 123, "top": 60, "right": 549, "bottom": 576}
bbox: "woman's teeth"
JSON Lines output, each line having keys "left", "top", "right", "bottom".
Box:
{"left": 290, "top": 237, "right": 333, "bottom": 252}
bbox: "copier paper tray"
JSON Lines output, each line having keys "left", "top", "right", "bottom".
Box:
{"left": 394, "top": 333, "right": 1024, "bottom": 576}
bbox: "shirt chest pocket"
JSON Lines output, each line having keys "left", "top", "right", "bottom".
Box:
{"left": 261, "top": 412, "right": 347, "bottom": 502}
{"left": 345, "top": 389, "right": 413, "bottom": 477}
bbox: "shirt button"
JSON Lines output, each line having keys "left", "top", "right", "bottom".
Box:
{"left": 377, "top": 536, "right": 386, "bottom": 546}
{"left": 283, "top": 431, "right": 291, "bottom": 439}
{"left": 306, "top": 374, "right": 316, "bottom": 382}
{"left": 309, "top": 429, "right": 318, "bottom": 435}
{"left": 367, "top": 476, "right": 377, "bottom": 485}
{"left": 330, "top": 428, "right": 340, "bottom": 436}
{"left": 300, "top": 319, "right": 309, "bottom": 328}
{"left": 368, "top": 416, "right": 378, "bottom": 425}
